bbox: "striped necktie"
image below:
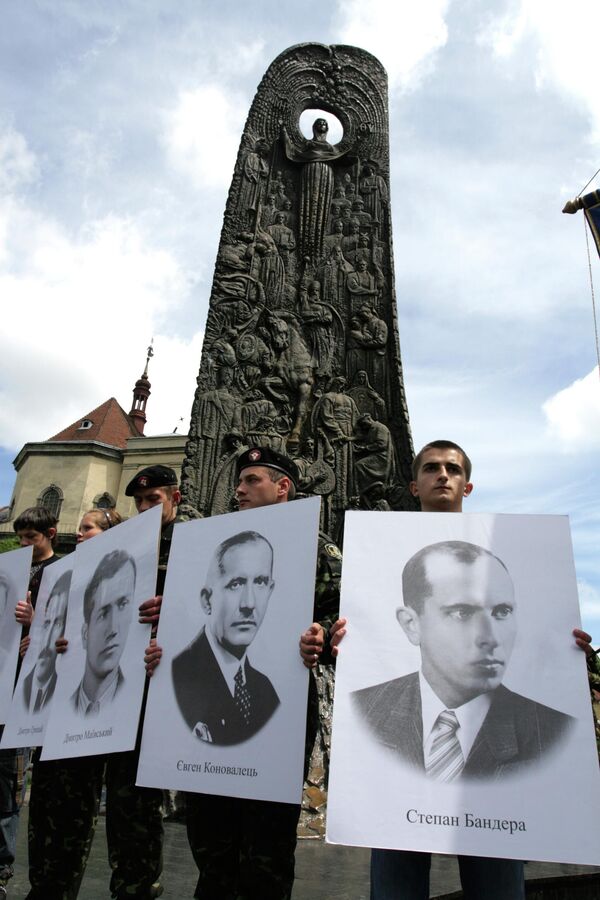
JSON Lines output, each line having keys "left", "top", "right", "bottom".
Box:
{"left": 234, "top": 665, "right": 251, "bottom": 726}
{"left": 425, "top": 710, "right": 465, "bottom": 782}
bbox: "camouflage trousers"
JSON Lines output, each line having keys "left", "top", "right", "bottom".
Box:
{"left": 0, "top": 745, "right": 21, "bottom": 888}
{"left": 186, "top": 792, "right": 301, "bottom": 900}
{"left": 26, "top": 747, "right": 163, "bottom": 900}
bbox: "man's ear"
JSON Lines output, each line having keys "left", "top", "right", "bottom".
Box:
{"left": 276, "top": 476, "right": 290, "bottom": 500}
{"left": 396, "top": 606, "right": 421, "bottom": 646}
{"left": 172, "top": 489, "right": 182, "bottom": 505}
{"left": 409, "top": 481, "right": 419, "bottom": 499}
{"left": 47, "top": 527, "right": 57, "bottom": 542}
{"left": 463, "top": 482, "right": 473, "bottom": 498}
{"left": 81, "top": 622, "right": 88, "bottom": 650}
{"left": 200, "top": 588, "right": 212, "bottom": 616}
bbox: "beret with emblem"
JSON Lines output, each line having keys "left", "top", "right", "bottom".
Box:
{"left": 125, "top": 464, "right": 178, "bottom": 496}
{"left": 236, "top": 446, "right": 299, "bottom": 489}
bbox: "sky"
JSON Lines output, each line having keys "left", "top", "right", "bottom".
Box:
{"left": 1, "top": 0, "right": 599, "bottom": 630}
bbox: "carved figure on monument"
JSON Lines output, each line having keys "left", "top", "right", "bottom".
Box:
{"left": 267, "top": 212, "right": 296, "bottom": 275}
{"left": 341, "top": 218, "right": 362, "bottom": 255}
{"left": 298, "top": 280, "right": 335, "bottom": 378}
{"left": 359, "top": 480, "right": 392, "bottom": 511}
{"left": 312, "top": 376, "right": 359, "bottom": 535}
{"left": 232, "top": 388, "right": 279, "bottom": 444}
{"left": 322, "top": 218, "right": 345, "bottom": 257}
{"left": 208, "top": 432, "right": 248, "bottom": 516}
{"left": 191, "top": 367, "right": 238, "bottom": 513}
{"left": 319, "top": 245, "right": 353, "bottom": 311}
{"left": 359, "top": 161, "right": 388, "bottom": 232}
{"left": 293, "top": 437, "right": 336, "bottom": 499}
{"left": 346, "top": 259, "right": 378, "bottom": 314}
{"left": 281, "top": 117, "right": 352, "bottom": 262}
{"left": 260, "top": 194, "right": 279, "bottom": 228}
{"left": 330, "top": 186, "right": 351, "bottom": 221}
{"left": 351, "top": 198, "right": 372, "bottom": 231}
{"left": 182, "top": 43, "right": 416, "bottom": 533}
{"left": 352, "top": 413, "right": 396, "bottom": 496}
{"left": 347, "top": 369, "right": 386, "bottom": 420}
{"left": 236, "top": 134, "right": 269, "bottom": 228}
{"left": 346, "top": 303, "right": 388, "bottom": 388}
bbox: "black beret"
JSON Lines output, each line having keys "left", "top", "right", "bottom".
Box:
{"left": 236, "top": 447, "right": 299, "bottom": 489}
{"left": 125, "top": 465, "right": 178, "bottom": 496}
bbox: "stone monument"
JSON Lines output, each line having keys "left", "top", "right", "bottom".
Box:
{"left": 181, "top": 42, "right": 417, "bottom": 834}
{"left": 182, "top": 42, "right": 416, "bottom": 540}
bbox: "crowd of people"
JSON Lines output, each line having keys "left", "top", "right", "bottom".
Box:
{"left": 0, "top": 441, "right": 596, "bottom": 900}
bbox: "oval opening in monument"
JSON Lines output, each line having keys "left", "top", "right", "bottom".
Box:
{"left": 299, "top": 109, "right": 343, "bottom": 145}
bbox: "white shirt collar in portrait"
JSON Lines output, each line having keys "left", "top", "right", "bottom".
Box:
{"left": 419, "top": 671, "right": 493, "bottom": 762}
{"left": 205, "top": 627, "right": 248, "bottom": 697}
{"left": 76, "top": 668, "right": 122, "bottom": 717}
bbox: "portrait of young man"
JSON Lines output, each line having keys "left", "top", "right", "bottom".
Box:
{"left": 172, "top": 530, "right": 280, "bottom": 745}
{"left": 22, "top": 570, "right": 71, "bottom": 715}
{"left": 71, "top": 550, "right": 136, "bottom": 717}
{"left": 352, "top": 539, "right": 572, "bottom": 780}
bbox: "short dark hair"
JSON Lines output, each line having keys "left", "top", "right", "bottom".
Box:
{"left": 83, "top": 550, "right": 137, "bottom": 624}
{"left": 13, "top": 507, "right": 58, "bottom": 544}
{"left": 202, "top": 531, "right": 273, "bottom": 602}
{"left": 411, "top": 440, "right": 472, "bottom": 481}
{"left": 264, "top": 467, "right": 296, "bottom": 500}
{"left": 45, "top": 570, "right": 72, "bottom": 614}
{"left": 402, "top": 540, "right": 510, "bottom": 614}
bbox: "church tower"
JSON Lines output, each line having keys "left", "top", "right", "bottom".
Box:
{"left": 129, "top": 341, "right": 154, "bottom": 435}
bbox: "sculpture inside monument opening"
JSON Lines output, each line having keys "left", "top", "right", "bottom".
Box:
{"left": 182, "top": 43, "right": 416, "bottom": 540}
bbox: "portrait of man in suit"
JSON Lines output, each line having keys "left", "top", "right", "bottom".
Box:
{"left": 352, "top": 540, "right": 572, "bottom": 781}
{"left": 22, "top": 569, "right": 71, "bottom": 713}
{"left": 0, "top": 570, "right": 16, "bottom": 679}
{"left": 173, "top": 529, "right": 280, "bottom": 745}
{"left": 71, "top": 550, "right": 136, "bottom": 717}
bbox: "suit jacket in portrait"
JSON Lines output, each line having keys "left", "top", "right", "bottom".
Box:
{"left": 22, "top": 666, "right": 57, "bottom": 713}
{"left": 172, "top": 628, "right": 280, "bottom": 746}
{"left": 352, "top": 672, "right": 573, "bottom": 780}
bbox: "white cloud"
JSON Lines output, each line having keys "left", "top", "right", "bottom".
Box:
{"left": 0, "top": 125, "right": 39, "bottom": 194}
{"left": 0, "top": 193, "right": 201, "bottom": 450}
{"left": 542, "top": 367, "right": 600, "bottom": 451}
{"left": 578, "top": 579, "right": 600, "bottom": 622}
{"left": 334, "top": 0, "right": 450, "bottom": 92}
{"left": 480, "top": 1, "right": 600, "bottom": 144}
{"left": 162, "top": 85, "right": 246, "bottom": 190}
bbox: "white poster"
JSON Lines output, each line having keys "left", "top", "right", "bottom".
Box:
{"left": 0, "top": 545, "right": 33, "bottom": 725}
{"left": 137, "top": 497, "right": 320, "bottom": 804}
{"left": 1, "top": 554, "right": 72, "bottom": 745}
{"left": 40, "top": 505, "right": 162, "bottom": 760}
{"left": 327, "top": 512, "right": 600, "bottom": 865}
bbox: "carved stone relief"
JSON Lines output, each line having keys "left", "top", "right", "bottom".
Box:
{"left": 182, "top": 43, "right": 417, "bottom": 537}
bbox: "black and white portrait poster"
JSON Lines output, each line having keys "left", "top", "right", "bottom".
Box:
{"left": 41, "top": 504, "right": 162, "bottom": 760}
{"left": 137, "top": 497, "right": 320, "bottom": 804}
{"left": 327, "top": 512, "right": 600, "bottom": 865}
{"left": 0, "top": 545, "right": 33, "bottom": 726}
{"left": 1, "top": 553, "right": 72, "bottom": 745}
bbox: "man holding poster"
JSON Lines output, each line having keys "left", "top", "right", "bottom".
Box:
{"left": 328, "top": 439, "right": 594, "bottom": 900}
{"left": 145, "top": 446, "right": 341, "bottom": 900}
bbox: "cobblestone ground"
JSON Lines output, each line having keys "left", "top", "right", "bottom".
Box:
{"left": 7, "top": 804, "right": 600, "bottom": 899}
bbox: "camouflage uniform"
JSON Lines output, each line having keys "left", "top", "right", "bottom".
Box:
{"left": 587, "top": 652, "right": 600, "bottom": 760}
{"left": 186, "top": 531, "right": 342, "bottom": 900}
{"left": 25, "top": 511, "right": 201, "bottom": 900}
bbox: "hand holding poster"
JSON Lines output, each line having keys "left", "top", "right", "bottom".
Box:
{"left": 0, "top": 545, "right": 33, "bottom": 726}
{"left": 40, "top": 504, "right": 162, "bottom": 760}
{"left": 327, "top": 511, "right": 600, "bottom": 865}
{"left": 137, "top": 497, "right": 321, "bottom": 804}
